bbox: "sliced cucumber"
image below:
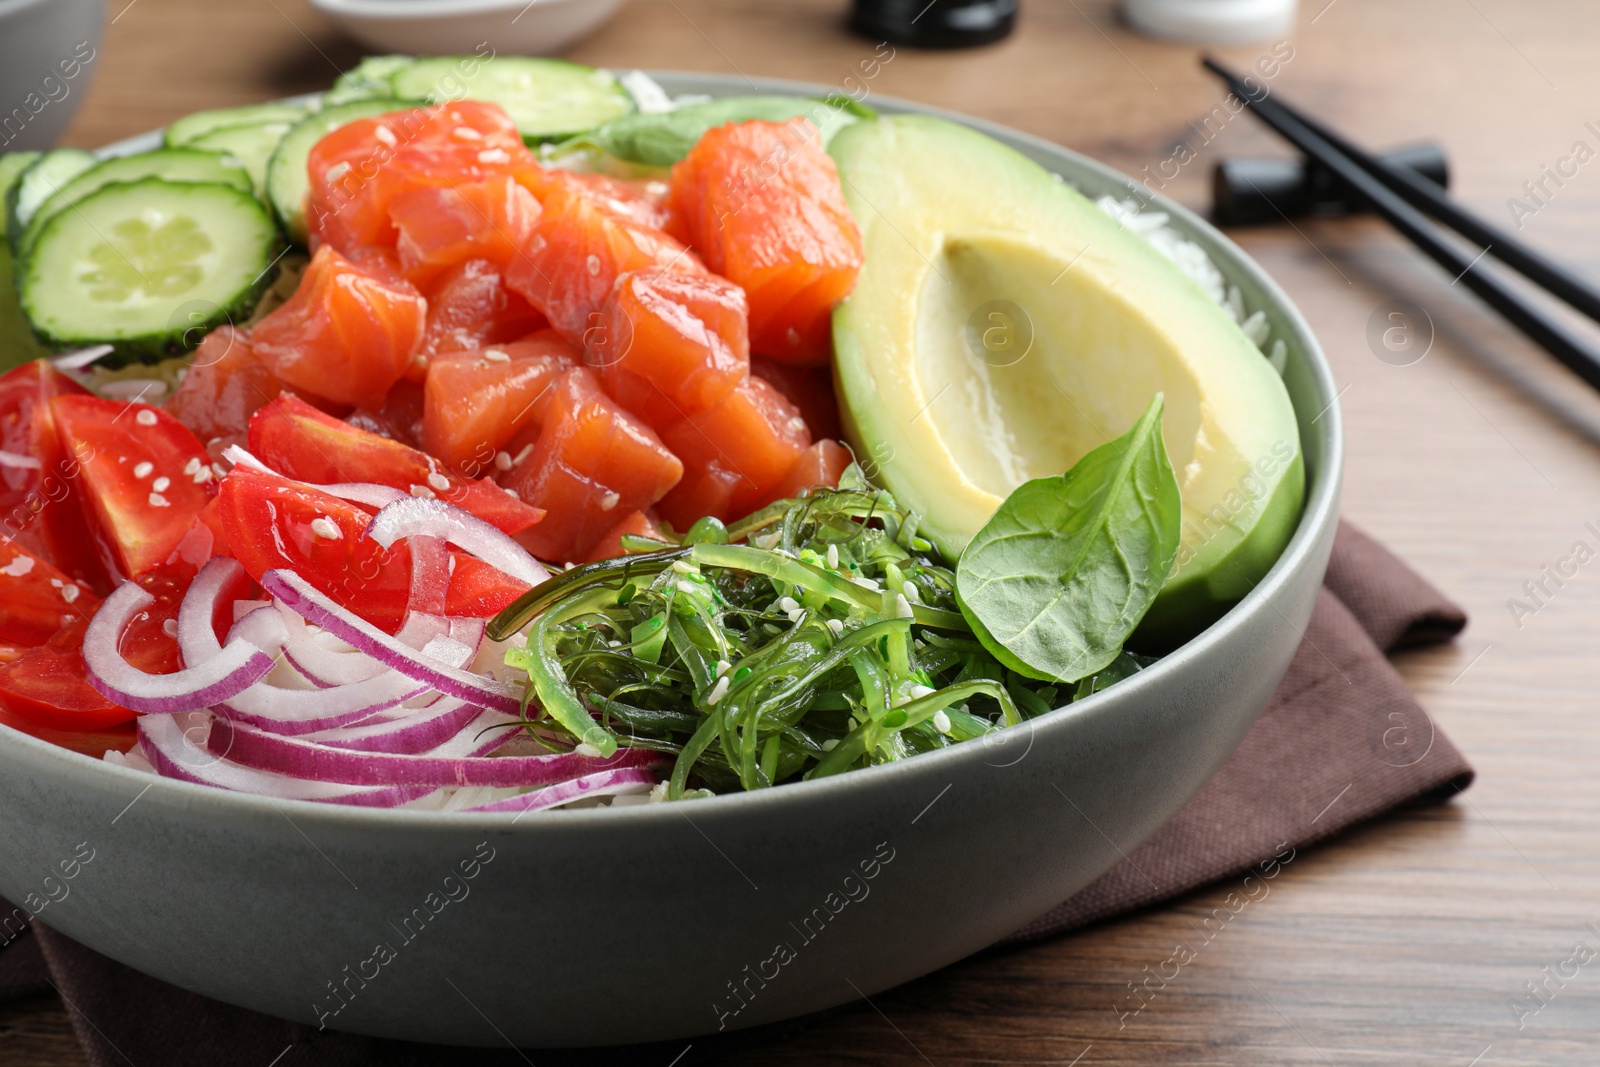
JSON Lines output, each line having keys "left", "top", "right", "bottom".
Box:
{"left": 391, "top": 57, "right": 633, "bottom": 143}
{"left": 266, "top": 97, "right": 417, "bottom": 245}
{"left": 188, "top": 121, "right": 293, "bottom": 195}
{"left": 7, "top": 149, "right": 96, "bottom": 249}
{"left": 0, "top": 152, "right": 42, "bottom": 239}
{"left": 0, "top": 245, "right": 52, "bottom": 370}
{"left": 164, "top": 101, "right": 312, "bottom": 148}
{"left": 20, "top": 178, "right": 280, "bottom": 362}
{"left": 325, "top": 55, "right": 414, "bottom": 104}
{"left": 19, "top": 149, "right": 253, "bottom": 260}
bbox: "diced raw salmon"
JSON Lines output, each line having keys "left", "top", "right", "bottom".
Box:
{"left": 668, "top": 117, "right": 862, "bottom": 365}
{"left": 583, "top": 510, "right": 668, "bottom": 563}
{"left": 505, "top": 179, "right": 702, "bottom": 344}
{"left": 422, "top": 332, "right": 578, "bottom": 477}
{"left": 654, "top": 376, "right": 810, "bottom": 527}
{"left": 250, "top": 245, "right": 426, "bottom": 410}
{"left": 504, "top": 368, "right": 683, "bottom": 562}
{"left": 417, "top": 258, "right": 546, "bottom": 359}
{"left": 589, "top": 269, "right": 750, "bottom": 422}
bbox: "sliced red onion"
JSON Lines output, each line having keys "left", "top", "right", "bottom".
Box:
{"left": 139, "top": 714, "right": 434, "bottom": 807}
{"left": 279, "top": 611, "right": 387, "bottom": 688}
{"left": 262, "top": 568, "right": 524, "bottom": 714}
{"left": 322, "top": 482, "right": 407, "bottom": 509}
{"left": 208, "top": 713, "right": 658, "bottom": 787}
{"left": 366, "top": 497, "right": 549, "bottom": 588}
{"left": 220, "top": 444, "right": 275, "bottom": 474}
{"left": 87, "top": 578, "right": 283, "bottom": 714}
{"left": 464, "top": 768, "right": 659, "bottom": 813}
{"left": 294, "top": 698, "right": 490, "bottom": 755}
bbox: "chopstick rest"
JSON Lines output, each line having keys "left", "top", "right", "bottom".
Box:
{"left": 1212, "top": 142, "right": 1449, "bottom": 226}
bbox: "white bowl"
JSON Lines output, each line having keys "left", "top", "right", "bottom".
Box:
{"left": 307, "top": 0, "right": 624, "bottom": 57}
{"left": 0, "top": 0, "right": 107, "bottom": 151}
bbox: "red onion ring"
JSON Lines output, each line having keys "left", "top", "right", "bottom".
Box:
{"left": 206, "top": 714, "right": 659, "bottom": 787}
{"left": 262, "top": 568, "right": 524, "bottom": 714}
{"left": 86, "top": 578, "right": 283, "bottom": 713}
{"left": 366, "top": 497, "right": 549, "bottom": 588}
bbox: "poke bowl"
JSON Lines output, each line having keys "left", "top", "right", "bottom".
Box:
{"left": 0, "top": 68, "right": 1341, "bottom": 1046}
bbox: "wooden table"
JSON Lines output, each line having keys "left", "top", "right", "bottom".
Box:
{"left": 8, "top": 0, "right": 1600, "bottom": 1062}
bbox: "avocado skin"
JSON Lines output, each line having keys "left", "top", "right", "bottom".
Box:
{"left": 1131, "top": 451, "right": 1305, "bottom": 652}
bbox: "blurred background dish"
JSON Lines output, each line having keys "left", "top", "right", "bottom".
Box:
{"left": 305, "top": 0, "right": 624, "bottom": 56}
{"left": 0, "top": 0, "right": 107, "bottom": 151}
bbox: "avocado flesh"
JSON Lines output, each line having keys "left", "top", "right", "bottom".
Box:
{"left": 829, "top": 115, "right": 1304, "bottom": 644}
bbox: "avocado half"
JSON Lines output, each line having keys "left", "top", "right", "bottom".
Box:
{"left": 828, "top": 115, "right": 1304, "bottom": 646}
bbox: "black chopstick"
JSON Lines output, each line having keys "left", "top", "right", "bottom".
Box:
{"left": 1263, "top": 92, "right": 1600, "bottom": 328}
{"left": 1201, "top": 57, "right": 1600, "bottom": 394}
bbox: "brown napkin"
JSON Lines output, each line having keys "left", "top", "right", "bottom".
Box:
{"left": 0, "top": 520, "right": 1472, "bottom": 1065}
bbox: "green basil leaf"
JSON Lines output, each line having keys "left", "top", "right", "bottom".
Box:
{"left": 955, "top": 394, "right": 1182, "bottom": 683}
{"left": 568, "top": 95, "right": 869, "bottom": 168}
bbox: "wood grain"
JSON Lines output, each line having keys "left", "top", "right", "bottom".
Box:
{"left": 17, "top": 0, "right": 1600, "bottom": 1062}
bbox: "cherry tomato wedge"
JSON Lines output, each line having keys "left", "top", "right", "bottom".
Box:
{"left": 0, "top": 361, "right": 109, "bottom": 589}
{"left": 248, "top": 395, "right": 544, "bottom": 535}
{"left": 49, "top": 396, "right": 215, "bottom": 583}
{"left": 0, "top": 538, "right": 99, "bottom": 647}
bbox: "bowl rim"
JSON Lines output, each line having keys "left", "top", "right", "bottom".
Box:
{"left": 305, "top": 0, "right": 605, "bottom": 20}
{"left": 0, "top": 71, "right": 1344, "bottom": 830}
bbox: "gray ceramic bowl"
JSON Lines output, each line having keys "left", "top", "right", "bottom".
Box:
{"left": 0, "top": 0, "right": 106, "bottom": 152}
{"left": 0, "top": 73, "right": 1342, "bottom": 1047}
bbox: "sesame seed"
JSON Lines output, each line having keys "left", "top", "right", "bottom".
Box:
{"left": 777, "top": 596, "right": 800, "bottom": 613}
{"left": 909, "top": 684, "right": 936, "bottom": 700}
{"left": 183, "top": 457, "right": 201, "bottom": 476}
{"left": 477, "top": 148, "right": 511, "bottom": 165}
{"left": 0, "top": 555, "right": 33, "bottom": 577}
{"left": 310, "top": 517, "right": 342, "bottom": 540}
{"left": 670, "top": 560, "right": 696, "bottom": 574}
{"left": 675, "top": 580, "right": 699, "bottom": 596}
{"left": 894, "top": 593, "right": 914, "bottom": 619}
{"left": 151, "top": 476, "right": 170, "bottom": 493}
{"left": 193, "top": 465, "right": 212, "bottom": 484}
{"left": 135, "top": 409, "right": 157, "bottom": 427}
{"left": 503, "top": 486, "right": 520, "bottom": 499}
{"left": 162, "top": 618, "right": 179, "bottom": 637}
{"left": 598, "top": 491, "right": 619, "bottom": 511}
{"left": 493, "top": 451, "right": 513, "bottom": 471}
{"left": 787, "top": 417, "right": 806, "bottom": 433}
{"left": 374, "top": 124, "right": 397, "bottom": 146}
{"left": 148, "top": 492, "right": 170, "bottom": 508}
{"left": 933, "top": 710, "right": 953, "bottom": 734}
{"left": 826, "top": 543, "right": 839, "bottom": 569}
{"left": 427, "top": 472, "right": 451, "bottom": 492}
{"left": 324, "top": 161, "right": 352, "bottom": 182}
{"left": 452, "top": 125, "right": 484, "bottom": 141}
{"left": 787, "top": 608, "right": 804, "bottom": 623}
{"left": 575, "top": 742, "right": 601, "bottom": 758}
{"left": 715, "top": 659, "right": 732, "bottom": 677}
{"left": 826, "top": 618, "right": 844, "bottom": 636}
{"left": 586, "top": 254, "right": 601, "bottom": 276}
{"left": 409, "top": 484, "right": 436, "bottom": 499}
{"left": 851, "top": 576, "right": 880, "bottom": 591}
{"left": 60, "top": 583, "right": 80, "bottom": 603}
{"left": 821, "top": 738, "right": 839, "bottom": 752}
{"left": 513, "top": 443, "right": 535, "bottom": 465}
{"left": 706, "top": 676, "right": 730, "bottom": 706}
{"left": 901, "top": 583, "right": 920, "bottom": 604}
{"left": 132, "top": 461, "right": 153, "bottom": 479}
{"left": 484, "top": 349, "right": 510, "bottom": 363}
